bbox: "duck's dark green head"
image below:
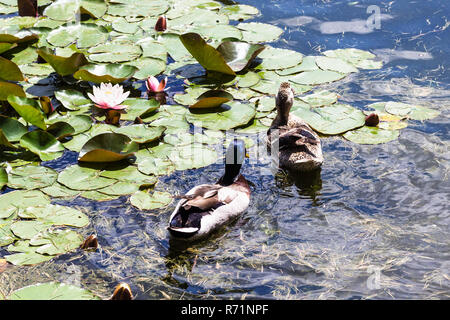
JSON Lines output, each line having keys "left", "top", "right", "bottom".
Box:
{"left": 219, "top": 139, "right": 247, "bottom": 186}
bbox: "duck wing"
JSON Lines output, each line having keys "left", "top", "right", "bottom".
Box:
{"left": 276, "top": 126, "right": 319, "bottom": 149}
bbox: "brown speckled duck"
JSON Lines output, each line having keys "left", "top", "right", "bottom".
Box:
{"left": 267, "top": 82, "right": 323, "bottom": 171}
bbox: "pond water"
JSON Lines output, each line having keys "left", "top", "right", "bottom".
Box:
{"left": 1, "top": 0, "right": 449, "bottom": 299}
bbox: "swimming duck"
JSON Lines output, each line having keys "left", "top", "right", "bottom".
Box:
{"left": 168, "top": 139, "right": 251, "bottom": 241}
{"left": 267, "top": 82, "right": 323, "bottom": 171}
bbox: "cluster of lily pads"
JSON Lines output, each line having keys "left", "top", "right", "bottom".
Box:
{"left": 0, "top": 0, "right": 441, "bottom": 299}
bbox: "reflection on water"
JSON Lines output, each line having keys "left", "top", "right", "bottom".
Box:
{"left": 1, "top": 0, "right": 449, "bottom": 300}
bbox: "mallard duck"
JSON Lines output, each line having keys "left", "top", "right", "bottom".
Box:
{"left": 267, "top": 82, "right": 323, "bottom": 171}
{"left": 168, "top": 139, "right": 251, "bottom": 241}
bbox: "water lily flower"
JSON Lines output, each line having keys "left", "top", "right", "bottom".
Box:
{"left": 88, "top": 83, "right": 130, "bottom": 110}
{"left": 154, "top": 15, "right": 167, "bottom": 32}
{"left": 146, "top": 76, "right": 167, "bottom": 93}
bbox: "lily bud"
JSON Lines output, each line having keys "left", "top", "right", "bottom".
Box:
{"left": 155, "top": 15, "right": 167, "bottom": 32}
{"left": 80, "top": 234, "right": 98, "bottom": 251}
{"left": 111, "top": 283, "right": 133, "bottom": 300}
{"left": 365, "top": 113, "right": 379, "bottom": 127}
{"left": 18, "top": 0, "right": 38, "bottom": 17}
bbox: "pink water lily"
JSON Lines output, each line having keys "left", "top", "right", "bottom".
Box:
{"left": 146, "top": 76, "right": 167, "bottom": 93}
{"left": 87, "top": 83, "right": 130, "bottom": 110}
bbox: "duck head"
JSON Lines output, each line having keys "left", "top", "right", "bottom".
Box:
{"left": 218, "top": 139, "right": 246, "bottom": 186}
{"left": 275, "top": 82, "right": 295, "bottom": 123}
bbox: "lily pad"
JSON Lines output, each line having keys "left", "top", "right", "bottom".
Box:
{"left": 0, "top": 81, "right": 25, "bottom": 101}
{"left": 0, "top": 219, "right": 15, "bottom": 246}
{"left": 114, "top": 125, "right": 165, "bottom": 144}
{"left": 46, "top": 122, "right": 76, "bottom": 140}
{"left": 31, "top": 229, "right": 83, "bottom": 255}
{"left": 41, "top": 183, "right": 81, "bottom": 198}
{"left": 20, "top": 131, "right": 64, "bottom": 161}
{"left": 74, "top": 63, "right": 137, "bottom": 84}
{"left": 384, "top": 101, "right": 439, "bottom": 120}
{"left": 258, "top": 47, "right": 303, "bottom": 70}
{"left": 292, "top": 103, "right": 365, "bottom": 135}
{"left": 80, "top": 0, "right": 107, "bottom": 19}
{"left": 190, "top": 90, "right": 234, "bottom": 109}
{"left": 0, "top": 167, "right": 7, "bottom": 189}
{"left": 37, "top": 47, "right": 89, "bottom": 76}
{"left": 120, "top": 98, "right": 160, "bottom": 121}
{"left": 290, "top": 69, "right": 346, "bottom": 85}
{"left": 220, "top": 4, "right": 259, "bottom": 21}
{"left": 54, "top": 89, "right": 92, "bottom": 110}
{"left": 5, "top": 240, "right": 53, "bottom": 266}
{"left": 236, "top": 22, "right": 283, "bottom": 43}
{"left": 78, "top": 133, "right": 139, "bottom": 163}
{"left": 57, "top": 164, "right": 116, "bottom": 191}
{"left": 300, "top": 90, "right": 339, "bottom": 107}
{"left": 276, "top": 56, "right": 319, "bottom": 75}
{"left": 125, "top": 57, "right": 166, "bottom": 80}
{"left": 343, "top": 126, "right": 400, "bottom": 144}
{"left": 0, "top": 190, "right": 50, "bottom": 219}
{"left": 97, "top": 181, "right": 139, "bottom": 196}
{"left": 130, "top": 191, "right": 172, "bottom": 211}
{"left": 0, "top": 57, "right": 23, "bottom": 81}
{"left": 46, "top": 23, "right": 108, "bottom": 49}
{"left": 315, "top": 56, "right": 358, "bottom": 74}
{"left": 88, "top": 41, "right": 142, "bottom": 63}
{"left": 7, "top": 165, "right": 57, "bottom": 190}
{"left": 10, "top": 220, "right": 51, "bottom": 240}
{"left": 216, "top": 41, "right": 265, "bottom": 73}
{"left": 8, "top": 282, "right": 100, "bottom": 300}
{"left": 185, "top": 101, "right": 255, "bottom": 130}
{"left": 180, "top": 32, "right": 236, "bottom": 76}
{"left": 0, "top": 116, "right": 28, "bottom": 142}
{"left": 43, "top": 0, "right": 80, "bottom": 21}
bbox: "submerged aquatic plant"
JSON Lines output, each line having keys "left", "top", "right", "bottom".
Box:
{"left": 88, "top": 83, "right": 130, "bottom": 125}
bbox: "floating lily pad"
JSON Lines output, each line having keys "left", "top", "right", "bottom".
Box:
{"left": 20, "top": 131, "right": 64, "bottom": 161}
{"left": 236, "top": 71, "right": 260, "bottom": 88}
{"left": 292, "top": 103, "right": 365, "bottom": 135}
{"left": 290, "top": 69, "right": 346, "bottom": 85}
{"left": 5, "top": 240, "right": 53, "bottom": 266}
{"left": 8, "top": 282, "right": 100, "bottom": 300}
{"left": 120, "top": 98, "right": 160, "bottom": 121}
{"left": 0, "top": 190, "right": 50, "bottom": 219}
{"left": 343, "top": 126, "right": 400, "bottom": 144}
{"left": 0, "top": 29, "right": 39, "bottom": 44}
{"left": 37, "top": 47, "right": 89, "bottom": 76}
{"left": 81, "top": 190, "right": 119, "bottom": 201}
{"left": 276, "top": 56, "right": 319, "bottom": 75}
{"left": 0, "top": 116, "right": 27, "bottom": 142}
{"left": 7, "top": 165, "right": 57, "bottom": 190}
{"left": 180, "top": 32, "right": 236, "bottom": 76}
{"left": 107, "top": 0, "right": 169, "bottom": 18}
{"left": 78, "top": 133, "right": 139, "bottom": 163}
{"left": 99, "top": 165, "right": 157, "bottom": 186}
{"left": 0, "top": 57, "right": 23, "bottom": 81}
{"left": 54, "top": 89, "right": 92, "bottom": 111}
{"left": 46, "top": 122, "right": 75, "bottom": 140}
{"left": 0, "top": 42, "right": 16, "bottom": 54}
{"left": 169, "top": 144, "right": 218, "bottom": 171}
{"left": 185, "top": 101, "right": 255, "bottom": 130}
{"left": 384, "top": 101, "right": 439, "bottom": 120}
{"left": 0, "top": 167, "right": 7, "bottom": 189}
{"left": 10, "top": 220, "right": 51, "bottom": 240}
{"left": 315, "top": 56, "right": 358, "bottom": 74}
{"left": 19, "top": 63, "right": 55, "bottom": 76}
{"left": 0, "top": 219, "right": 15, "bottom": 246}
{"left": 46, "top": 23, "right": 108, "bottom": 49}
{"left": 41, "top": 183, "right": 81, "bottom": 198}
{"left": 43, "top": 0, "right": 80, "bottom": 21}
{"left": 190, "top": 90, "right": 234, "bottom": 109}
{"left": 114, "top": 125, "right": 165, "bottom": 144}
{"left": 236, "top": 22, "right": 283, "bottom": 43}
{"left": 235, "top": 118, "right": 269, "bottom": 133}
{"left": 7, "top": 96, "right": 46, "bottom": 130}
{"left": 31, "top": 229, "right": 83, "bottom": 255}
{"left": 159, "top": 33, "right": 192, "bottom": 62}
{"left": 137, "top": 155, "right": 175, "bottom": 176}
{"left": 80, "top": 0, "right": 107, "bottom": 19}
{"left": 125, "top": 57, "right": 166, "bottom": 80}
{"left": 57, "top": 165, "right": 116, "bottom": 191}
{"left": 74, "top": 63, "right": 137, "bottom": 84}
{"left": 97, "top": 181, "right": 139, "bottom": 196}
{"left": 88, "top": 41, "right": 142, "bottom": 63}
{"left": 220, "top": 4, "right": 259, "bottom": 21}
{"left": 130, "top": 191, "right": 172, "bottom": 211}
{"left": 190, "top": 24, "right": 243, "bottom": 42}
{"left": 300, "top": 90, "right": 339, "bottom": 107}
{"left": 258, "top": 47, "right": 303, "bottom": 70}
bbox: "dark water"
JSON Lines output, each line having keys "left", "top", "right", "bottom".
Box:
{"left": 1, "top": 0, "right": 449, "bottom": 299}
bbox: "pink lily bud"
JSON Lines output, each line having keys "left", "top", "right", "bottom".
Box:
{"left": 146, "top": 76, "right": 167, "bottom": 93}
{"left": 155, "top": 15, "right": 167, "bottom": 32}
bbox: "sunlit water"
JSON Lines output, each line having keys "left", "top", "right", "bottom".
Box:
{"left": 1, "top": 0, "right": 449, "bottom": 299}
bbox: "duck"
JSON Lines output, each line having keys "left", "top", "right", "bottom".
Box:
{"left": 267, "top": 82, "right": 323, "bottom": 171}
{"left": 168, "top": 139, "right": 251, "bottom": 241}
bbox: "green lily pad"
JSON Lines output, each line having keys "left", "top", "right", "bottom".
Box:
{"left": 236, "top": 71, "right": 260, "bottom": 88}
{"left": 120, "top": 98, "right": 160, "bottom": 121}
{"left": 0, "top": 29, "right": 39, "bottom": 44}
{"left": 292, "top": 103, "right": 365, "bottom": 135}
{"left": 139, "top": 39, "right": 167, "bottom": 61}
{"left": 114, "top": 125, "right": 165, "bottom": 144}
{"left": 5, "top": 241, "right": 53, "bottom": 266}
{"left": 137, "top": 154, "right": 175, "bottom": 176}
{"left": 7, "top": 95, "right": 46, "bottom": 130}
{"left": 10, "top": 220, "right": 52, "bottom": 240}
{"left": 8, "top": 282, "right": 100, "bottom": 300}
{"left": 0, "top": 81, "right": 25, "bottom": 101}
{"left": 73, "top": 63, "right": 137, "bottom": 84}
{"left": 168, "top": 144, "right": 218, "bottom": 170}
{"left": 130, "top": 191, "right": 172, "bottom": 211}
{"left": 41, "top": 183, "right": 81, "bottom": 198}
{"left": 97, "top": 181, "right": 140, "bottom": 196}
{"left": 159, "top": 33, "right": 192, "bottom": 62}
{"left": 125, "top": 57, "right": 166, "bottom": 80}
{"left": 80, "top": 0, "right": 107, "bottom": 19}
{"left": 315, "top": 56, "right": 359, "bottom": 74}
{"left": 46, "top": 23, "right": 108, "bottom": 49}
{"left": 0, "top": 116, "right": 28, "bottom": 142}
{"left": 185, "top": 101, "right": 255, "bottom": 130}
{"left": 7, "top": 165, "right": 57, "bottom": 190}
{"left": 258, "top": 47, "right": 303, "bottom": 70}
{"left": 43, "top": 0, "right": 80, "bottom": 21}
{"left": 384, "top": 102, "right": 439, "bottom": 120}
{"left": 276, "top": 56, "right": 319, "bottom": 75}
{"left": 219, "top": 4, "right": 259, "bottom": 21}
{"left": 19, "top": 63, "right": 55, "bottom": 76}
{"left": 81, "top": 190, "right": 119, "bottom": 201}
{"left": 20, "top": 131, "right": 64, "bottom": 161}
{"left": 0, "top": 42, "right": 16, "bottom": 54}
{"left": 216, "top": 41, "right": 265, "bottom": 73}
{"left": 37, "top": 47, "right": 89, "bottom": 76}
{"left": 235, "top": 118, "right": 269, "bottom": 133}
{"left": 190, "top": 24, "right": 243, "bottom": 42}
{"left": 107, "top": 0, "right": 169, "bottom": 18}
{"left": 78, "top": 133, "right": 139, "bottom": 163}
{"left": 190, "top": 90, "right": 234, "bottom": 109}
{"left": 57, "top": 164, "right": 116, "bottom": 191}
{"left": 0, "top": 128, "right": 16, "bottom": 148}
{"left": 0, "top": 190, "right": 50, "bottom": 219}
{"left": 236, "top": 22, "right": 283, "bottom": 43}
{"left": 99, "top": 165, "right": 157, "bottom": 186}
{"left": 343, "top": 126, "right": 400, "bottom": 144}
{"left": 0, "top": 167, "right": 7, "bottom": 189}
{"left": 300, "top": 90, "right": 339, "bottom": 107}
{"left": 46, "top": 122, "right": 76, "bottom": 140}
{"left": 180, "top": 32, "right": 236, "bottom": 76}
{"left": 0, "top": 57, "right": 23, "bottom": 81}
{"left": 322, "top": 48, "right": 375, "bottom": 63}
{"left": 0, "top": 219, "right": 15, "bottom": 246}
{"left": 54, "top": 89, "right": 92, "bottom": 111}
{"left": 88, "top": 41, "right": 142, "bottom": 63}
{"left": 19, "top": 204, "right": 88, "bottom": 228}
{"left": 290, "top": 69, "right": 346, "bottom": 85}
{"left": 31, "top": 229, "right": 83, "bottom": 255}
